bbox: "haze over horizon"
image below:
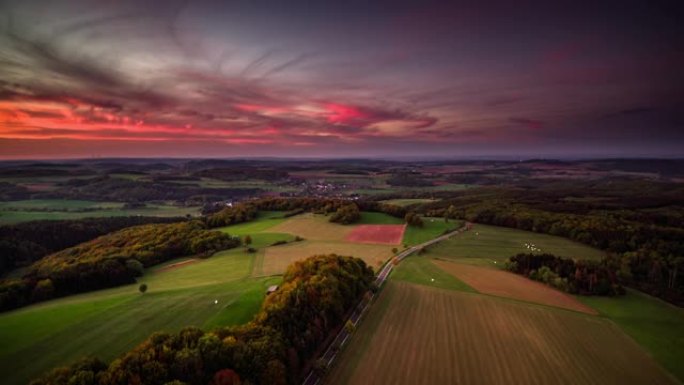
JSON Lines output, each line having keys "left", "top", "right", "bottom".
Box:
{"left": 1, "top": 0, "right": 682, "bottom": 159}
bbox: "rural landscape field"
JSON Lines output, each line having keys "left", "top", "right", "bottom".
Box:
{"left": 1, "top": 158, "right": 682, "bottom": 385}
{"left": 1, "top": 1, "right": 683, "bottom": 384}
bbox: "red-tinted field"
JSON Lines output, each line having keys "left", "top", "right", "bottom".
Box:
{"left": 345, "top": 224, "right": 406, "bottom": 245}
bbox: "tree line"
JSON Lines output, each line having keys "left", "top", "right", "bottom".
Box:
{"left": 506, "top": 253, "right": 624, "bottom": 296}
{"left": 0, "top": 216, "right": 185, "bottom": 276}
{"left": 0, "top": 221, "right": 240, "bottom": 312}
{"left": 205, "top": 198, "right": 409, "bottom": 228}
{"left": 29, "top": 254, "right": 375, "bottom": 385}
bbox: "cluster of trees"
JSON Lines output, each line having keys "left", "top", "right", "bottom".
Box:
{"left": 205, "top": 198, "right": 408, "bottom": 229}
{"left": 0, "top": 221, "right": 240, "bottom": 312}
{"left": 193, "top": 167, "right": 289, "bottom": 181}
{"left": 205, "top": 204, "right": 258, "bottom": 228}
{"left": 506, "top": 253, "right": 624, "bottom": 296}
{"left": 36, "top": 176, "right": 262, "bottom": 204}
{"left": 253, "top": 197, "right": 407, "bottom": 219}
{"left": 329, "top": 204, "right": 361, "bottom": 224}
{"left": 30, "top": 254, "right": 375, "bottom": 385}
{"left": 404, "top": 212, "right": 424, "bottom": 227}
{"left": 0, "top": 216, "right": 185, "bottom": 276}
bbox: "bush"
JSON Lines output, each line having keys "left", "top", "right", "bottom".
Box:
{"left": 126, "top": 259, "right": 145, "bottom": 276}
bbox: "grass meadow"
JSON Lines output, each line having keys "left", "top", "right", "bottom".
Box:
{"left": 578, "top": 290, "right": 684, "bottom": 382}
{"left": 422, "top": 223, "right": 605, "bottom": 265}
{"left": 0, "top": 248, "right": 279, "bottom": 385}
{"left": 0, "top": 199, "right": 200, "bottom": 224}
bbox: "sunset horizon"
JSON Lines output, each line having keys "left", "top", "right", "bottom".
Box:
{"left": 1, "top": 0, "right": 682, "bottom": 159}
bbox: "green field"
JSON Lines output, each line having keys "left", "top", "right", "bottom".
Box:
{"left": 0, "top": 199, "right": 200, "bottom": 224}
{"left": 216, "top": 210, "right": 288, "bottom": 235}
{"left": 422, "top": 223, "right": 605, "bottom": 265}
{"left": 578, "top": 290, "right": 684, "bottom": 382}
{"left": 403, "top": 217, "right": 462, "bottom": 246}
{"left": 390, "top": 256, "right": 475, "bottom": 292}
{"left": 0, "top": 248, "right": 279, "bottom": 385}
{"left": 356, "top": 212, "right": 462, "bottom": 246}
{"left": 358, "top": 211, "right": 403, "bottom": 224}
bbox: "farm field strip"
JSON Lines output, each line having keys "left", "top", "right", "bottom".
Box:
{"left": 326, "top": 282, "right": 677, "bottom": 385}
{"left": 270, "top": 213, "right": 353, "bottom": 241}
{"left": 261, "top": 241, "right": 393, "bottom": 276}
{"left": 379, "top": 198, "right": 438, "bottom": 207}
{"left": 0, "top": 199, "right": 200, "bottom": 224}
{"left": 345, "top": 224, "right": 406, "bottom": 245}
{"left": 432, "top": 259, "right": 596, "bottom": 314}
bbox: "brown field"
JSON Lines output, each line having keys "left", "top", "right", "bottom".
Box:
{"left": 269, "top": 214, "right": 352, "bottom": 241}
{"left": 345, "top": 224, "right": 406, "bottom": 245}
{"left": 257, "top": 241, "right": 392, "bottom": 276}
{"left": 327, "top": 282, "right": 676, "bottom": 385}
{"left": 432, "top": 259, "right": 596, "bottom": 314}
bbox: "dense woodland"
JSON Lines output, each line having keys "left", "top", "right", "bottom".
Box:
{"left": 0, "top": 221, "right": 240, "bottom": 311}
{"left": 506, "top": 253, "right": 624, "bottom": 296}
{"left": 29, "top": 254, "right": 375, "bottom": 385}
{"left": 0, "top": 216, "right": 185, "bottom": 276}
{"left": 39, "top": 176, "right": 261, "bottom": 203}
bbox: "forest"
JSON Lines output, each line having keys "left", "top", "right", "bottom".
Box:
{"left": 0, "top": 216, "right": 185, "bottom": 275}
{"left": 29, "top": 254, "right": 375, "bottom": 385}
{"left": 39, "top": 176, "right": 262, "bottom": 203}
{"left": 506, "top": 253, "right": 624, "bottom": 296}
{"left": 0, "top": 221, "right": 240, "bottom": 311}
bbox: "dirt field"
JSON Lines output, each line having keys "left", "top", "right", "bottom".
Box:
{"left": 431, "top": 260, "right": 596, "bottom": 314}
{"left": 345, "top": 224, "right": 406, "bottom": 245}
{"left": 327, "top": 282, "right": 676, "bottom": 385}
{"left": 269, "top": 214, "right": 352, "bottom": 241}
{"left": 258, "top": 241, "right": 393, "bottom": 276}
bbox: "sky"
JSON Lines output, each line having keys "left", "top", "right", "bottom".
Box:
{"left": 0, "top": 0, "right": 682, "bottom": 159}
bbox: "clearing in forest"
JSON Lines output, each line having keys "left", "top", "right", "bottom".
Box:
{"left": 432, "top": 259, "right": 596, "bottom": 314}
{"left": 326, "top": 282, "right": 676, "bottom": 385}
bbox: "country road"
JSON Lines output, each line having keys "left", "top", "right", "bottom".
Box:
{"left": 302, "top": 222, "right": 471, "bottom": 385}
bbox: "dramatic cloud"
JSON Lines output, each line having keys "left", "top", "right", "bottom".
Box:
{"left": 0, "top": 0, "right": 682, "bottom": 158}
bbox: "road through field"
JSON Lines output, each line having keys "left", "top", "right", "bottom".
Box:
{"left": 302, "top": 223, "right": 471, "bottom": 385}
